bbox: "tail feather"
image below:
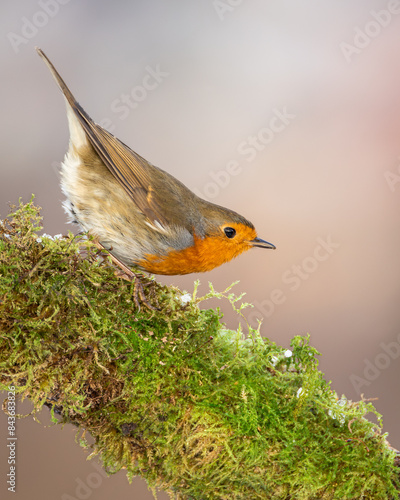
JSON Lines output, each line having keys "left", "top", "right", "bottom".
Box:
{"left": 35, "top": 47, "right": 169, "bottom": 227}
{"left": 36, "top": 47, "right": 89, "bottom": 149}
{"left": 36, "top": 47, "right": 77, "bottom": 108}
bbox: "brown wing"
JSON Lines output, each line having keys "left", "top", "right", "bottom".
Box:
{"left": 36, "top": 47, "right": 167, "bottom": 226}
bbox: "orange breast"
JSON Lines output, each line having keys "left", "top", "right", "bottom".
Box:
{"left": 139, "top": 224, "right": 257, "bottom": 275}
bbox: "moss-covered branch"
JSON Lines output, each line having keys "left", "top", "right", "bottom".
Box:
{"left": 0, "top": 199, "right": 399, "bottom": 499}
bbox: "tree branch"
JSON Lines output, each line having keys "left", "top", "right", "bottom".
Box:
{"left": 0, "top": 199, "right": 399, "bottom": 499}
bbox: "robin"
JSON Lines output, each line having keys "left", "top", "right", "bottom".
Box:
{"left": 36, "top": 48, "right": 275, "bottom": 278}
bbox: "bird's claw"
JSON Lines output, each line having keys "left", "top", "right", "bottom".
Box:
{"left": 94, "top": 240, "right": 159, "bottom": 311}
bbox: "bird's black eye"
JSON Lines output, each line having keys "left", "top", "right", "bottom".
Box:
{"left": 224, "top": 227, "right": 236, "bottom": 239}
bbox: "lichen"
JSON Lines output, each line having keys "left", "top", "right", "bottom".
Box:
{"left": 0, "top": 198, "right": 398, "bottom": 499}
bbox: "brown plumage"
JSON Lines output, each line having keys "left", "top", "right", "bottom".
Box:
{"left": 36, "top": 48, "right": 275, "bottom": 275}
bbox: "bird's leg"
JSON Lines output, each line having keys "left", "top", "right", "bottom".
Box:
{"left": 93, "top": 240, "right": 158, "bottom": 311}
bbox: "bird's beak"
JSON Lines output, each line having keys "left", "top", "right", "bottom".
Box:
{"left": 249, "top": 237, "right": 276, "bottom": 249}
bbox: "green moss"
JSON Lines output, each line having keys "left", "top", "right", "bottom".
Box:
{"left": 0, "top": 198, "right": 399, "bottom": 499}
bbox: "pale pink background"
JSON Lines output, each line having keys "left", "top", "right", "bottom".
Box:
{"left": 1, "top": 1, "right": 400, "bottom": 499}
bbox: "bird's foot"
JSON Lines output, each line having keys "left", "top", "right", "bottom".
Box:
{"left": 93, "top": 240, "right": 159, "bottom": 311}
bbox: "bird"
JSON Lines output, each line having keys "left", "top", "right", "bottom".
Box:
{"left": 36, "top": 48, "right": 275, "bottom": 278}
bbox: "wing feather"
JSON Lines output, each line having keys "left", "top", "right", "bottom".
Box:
{"left": 36, "top": 47, "right": 167, "bottom": 226}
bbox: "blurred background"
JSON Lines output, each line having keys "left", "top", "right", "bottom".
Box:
{"left": 1, "top": 1, "right": 400, "bottom": 498}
